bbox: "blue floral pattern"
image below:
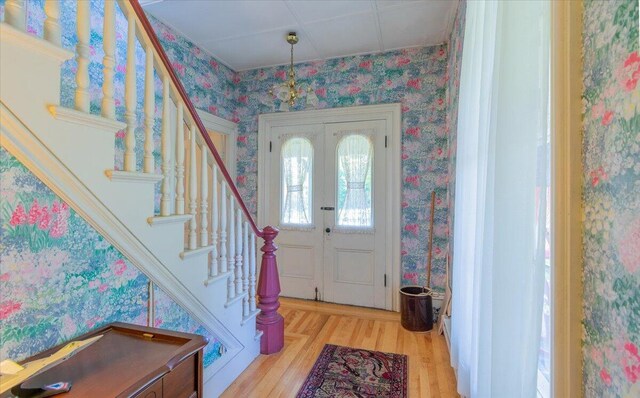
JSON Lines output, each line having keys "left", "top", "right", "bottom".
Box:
{"left": 582, "top": 0, "right": 639, "bottom": 396}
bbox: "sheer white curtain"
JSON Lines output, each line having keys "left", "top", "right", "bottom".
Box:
{"left": 281, "top": 138, "right": 313, "bottom": 225}
{"left": 337, "top": 134, "right": 373, "bottom": 227}
{"left": 450, "top": 1, "right": 549, "bottom": 397}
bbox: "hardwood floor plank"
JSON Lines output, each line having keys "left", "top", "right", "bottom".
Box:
{"left": 221, "top": 298, "right": 459, "bottom": 398}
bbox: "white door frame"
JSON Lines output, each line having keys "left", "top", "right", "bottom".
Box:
{"left": 197, "top": 109, "right": 237, "bottom": 180}
{"left": 257, "top": 104, "right": 402, "bottom": 311}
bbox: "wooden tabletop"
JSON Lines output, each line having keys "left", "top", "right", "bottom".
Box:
{"left": 1, "top": 322, "right": 207, "bottom": 398}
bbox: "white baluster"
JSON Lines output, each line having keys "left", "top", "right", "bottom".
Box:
{"left": 210, "top": 165, "right": 219, "bottom": 277}
{"left": 235, "top": 208, "right": 243, "bottom": 297}
{"left": 242, "top": 221, "right": 250, "bottom": 316}
{"left": 220, "top": 184, "right": 228, "bottom": 273}
{"left": 75, "top": 0, "right": 90, "bottom": 113}
{"left": 160, "top": 78, "right": 172, "bottom": 216}
{"left": 101, "top": 0, "right": 116, "bottom": 120}
{"left": 227, "top": 197, "right": 236, "bottom": 299}
{"left": 143, "top": 48, "right": 154, "bottom": 172}
{"left": 175, "top": 103, "right": 185, "bottom": 214}
{"left": 249, "top": 231, "right": 257, "bottom": 313}
{"left": 188, "top": 125, "right": 198, "bottom": 250}
{"left": 200, "top": 144, "right": 209, "bottom": 247}
{"left": 44, "top": 0, "right": 61, "bottom": 46}
{"left": 123, "top": 13, "right": 137, "bottom": 171}
{"left": 4, "top": 0, "right": 26, "bottom": 31}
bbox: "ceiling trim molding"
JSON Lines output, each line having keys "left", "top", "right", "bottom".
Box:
{"left": 442, "top": 0, "right": 460, "bottom": 43}
{"left": 370, "top": 1, "right": 386, "bottom": 52}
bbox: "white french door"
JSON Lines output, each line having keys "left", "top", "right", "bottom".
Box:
{"left": 266, "top": 120, "right": 388, "bottom": 309}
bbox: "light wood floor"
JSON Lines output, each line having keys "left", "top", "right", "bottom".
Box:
{"left": 222, "top": 298, "right": 459, "bottom": 398}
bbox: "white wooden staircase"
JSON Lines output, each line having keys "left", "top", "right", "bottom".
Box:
{"left": 0, "top": 1, "right": 284, "bottom": 396}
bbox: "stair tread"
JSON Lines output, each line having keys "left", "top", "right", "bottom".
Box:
{"left": 147, "top": 214, "right": 193, "bottom": 226}
{"left": 180, "top": 244, "right": 215, "bottom": 259}
{"left": 106, "top": 170, "right": 163, "bottom": 184}
{"left": 49, "top": 105, "right": 126, "bottom": 132}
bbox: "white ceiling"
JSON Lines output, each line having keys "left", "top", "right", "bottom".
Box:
{"left": 141, "top": 0, "right": 458, "bottom": 72}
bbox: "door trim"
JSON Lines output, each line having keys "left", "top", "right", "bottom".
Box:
{"left": 196, "top": 109, "right": 237, "bottom": 180}
{"left": 257, "top": 104, "right": 402, "bottom": 311}
{"left": 550, "top": 1, "right": 583, "bottom": 396}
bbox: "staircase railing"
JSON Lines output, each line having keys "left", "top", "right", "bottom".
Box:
{"left": 2, "top": 0, "right": 283, "bottom": 354}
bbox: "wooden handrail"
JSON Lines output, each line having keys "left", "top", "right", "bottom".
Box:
{"left": 128, "top": 0, "right": 262, "bottom": 237}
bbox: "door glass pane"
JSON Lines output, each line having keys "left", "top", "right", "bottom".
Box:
{"left": 281, "top": 137, "right": 313, "bottom": 225}
{"left": 336, "top": 134, "right": 373, "bottom": 227}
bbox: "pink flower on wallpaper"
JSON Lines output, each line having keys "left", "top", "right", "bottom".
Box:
{"left": 37, "top": 206, "right": 51, "bottom": 230}
{"left": 0, "top": 301, "right": 22, "bottom": 320}
{"left": 171, "top": 62, "right": 185, "bottom": 76}
{"left": 395, "top": 57, "right": 411, "bottom": 67}
{"left": 237, "top": 136, "right": 248, "bottom": 144}
{"left": 359, "top": 60, "right": 372, "bottom": 71}
{"left": 201, "top": 81, "right": 212, "bottom": 89}
{"left": 115, "top": 130, "right": 125, "bottom": 139}
{"left": 161, "top": 30, "right": 176, "bottom": 42}
{"left": 405, "top": 224, "right": 419, "bottom": 236}
{"left": 619, "top": 51, "right": 640, "bottom": 92}
{"left": 590, "top": 167, "right": 608, "bottom": 187}
{"left": 98, "top": 283, "right": 109, "bottom": 293}
{"left": 403, "top": 272, "right": 418, "bottom": 284}
{"left": 0, "top": 273, "right": 9, "bottom": 282}
{"left": 27, "top": 199, "right": 40, "bottom": 225}
{"left": 601, "top": 110, "right": 614, "bottom": 126}
{"left": 238, "top": 95, "right": 248, "bottom": 104}
{"left": 112, "top": 259, "right": 127, "bottom": 276}
{"left": 405, "top": 175, "right": 420, "bottom": 187}
{"left": 619, "top": 218, "right": 640, "bottom": 274}
{"left": 347, "top": 86, "right": 361, "bottom": 95}
{"left": 406, "top": 127, "right": 420, "bottom": 137}
{"left": 407, "top": 78, "right": 421, "bottom": 90}
{"left": 599, "top": 368, "right": 612, "bottom": 386}
{"left": 275, "top": 70, "right": 286, "bottom": 81}
{"left": 209, "top": 60, "right": 219, "bottom": 71}
{"left": 237, "top": 175, "right": 247, "bottom": 186}
{"left": 116, "top": 64, "right": 126, "bottom": 74}
{"left": 401, "top": 201, "right": 409, "bottom": 208}
{"left": 49, "top": 212, "right": 68, "bottom": 238}
{"left": 315, "top": 87, "right": 327, "bottom": 98}
{"left": 9, "top": 204, "right": 27, "bottom": 226}
{"left": 208, "top": 105, "right": 218, "bottom": 115}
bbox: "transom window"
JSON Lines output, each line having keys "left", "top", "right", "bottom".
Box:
{"left": 336, "top": 134, "right": 373, "bottom": 228}
{"left": 280, "top": 137, "right": 313, "bottom": 225}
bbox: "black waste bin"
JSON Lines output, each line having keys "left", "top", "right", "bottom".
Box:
{"left": 400, "top": 286, "right": 433, "bottom": 332}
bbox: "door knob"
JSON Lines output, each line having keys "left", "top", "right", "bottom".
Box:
{"left": 325, "top": 227, "right": 331, "bottom": 233}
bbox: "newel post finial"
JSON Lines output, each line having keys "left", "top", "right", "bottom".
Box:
{"left": 256, "top": 226, "right": 284, "bottom": 354}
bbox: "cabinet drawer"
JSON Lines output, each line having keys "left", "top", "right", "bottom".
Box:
{"left": 137, "top": 378, "right": 163, "bottom": 398}
{"left": 163, "top": 355, "right": 197, "bottom": 398}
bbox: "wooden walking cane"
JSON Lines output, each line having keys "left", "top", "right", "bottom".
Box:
{"left": 426, "top": 191, "right": 436, "bottom": 293}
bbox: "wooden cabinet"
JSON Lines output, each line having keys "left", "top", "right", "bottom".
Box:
{"left": 1, "top": 323, "right": 207, "bottom": 398}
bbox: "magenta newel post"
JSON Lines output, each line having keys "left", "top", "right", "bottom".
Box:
{"left": 256, "top": 226, "right": 284, "bottom": 354}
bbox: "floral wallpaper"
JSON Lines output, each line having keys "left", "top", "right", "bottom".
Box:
{"left": 235, "top": 46, "right": 451, "bottom": 291}
{"left": 445, "top": 0, "right": 466, "bottom": 270}
{"left": 0, "top": 148, "right": 223, "bottom": 366}
{"left": 582, "top": 0, "right": 639, "bottom": 396}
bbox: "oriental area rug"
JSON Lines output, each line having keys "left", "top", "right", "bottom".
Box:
{"left": 296, "top": 344, "right": 408, "bottom": 398}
